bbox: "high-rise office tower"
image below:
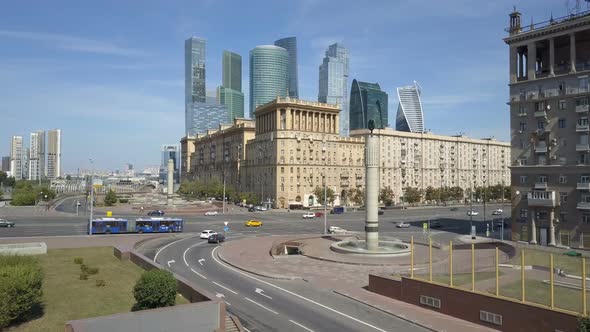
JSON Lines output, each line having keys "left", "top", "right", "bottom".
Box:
{"left": 396, "top": 82, "right": 425, "bottom": 133}
{"left": 28, "top": 131, "right": 45, "bottom": 181}
{"left": 22, "top": 148, "right": 30, "bottom": 180}
{"left": 46, "top": 129, "right": 61, "bottom": 179}
{"left": 185, "top": 37, "right": 207, "bottom": 134}
{"left": 9, "top": 136, "right": 23, "bottom": 180}
{"left": 274, "top": 37, "right": 299, "bottom": 98}
{"left": 505, "top": 9, "right": 590, "bottom": 247}
{"left": 160, "top": 145, "right": 180, "bottom": 184}
{"left": 319, "top": 43, "right": 350, "bottom": 136}
{"left": 1, "top": 156, "right": 9, "bottom": 172}
{"left": 349, "top": 79, "right": 388, "bottom": 131}
{"left": 218, "top": 50, "right": 245, "bottom": 120}
{"left": 249, "top": 45, "right": 289, "bottom": 117}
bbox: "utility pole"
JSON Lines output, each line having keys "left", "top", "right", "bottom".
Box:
{"left": 501, "top": 181, "right": 505, "bottom": 241}
{"left": 88, "top": 159, "right": 94, "bottom": 236}
{"left": 222, "top": 173, "right": 226, "bottom": 215}
{"left": 323, "top": 173, "right": 327, "bottom": 235}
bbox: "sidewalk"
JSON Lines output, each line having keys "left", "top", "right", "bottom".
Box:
{"left": 217, "top": 235, "right": 496, "bottom": 332}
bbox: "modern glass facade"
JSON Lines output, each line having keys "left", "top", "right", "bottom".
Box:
{"left": 274, "top": 37, "right": 299, "bottom": 98}
{"left": 249, "top": 45, "right": 288, "bottom": 117}
{"left": 185, "top": 37, "right": 206, "bottom": 104}
{"left": 349, "top": 79, "right": 388, "bottom": 130}
{"left": 186, "top": 102, "right": 230, "bottom": 136}
{"left": 218, "top": 86, "right": 244, "bottom": 120}
{"left": 160, "top": 144, "right": 180, "bottom": 184}
{"left": 318, "top": 43, "right": 349, "bottom": 136}
{"left": 396, "top": 82, "right": 425, "bottom": 133}
{"left": 222, "top": 51, "right": 242, "bottom": 91}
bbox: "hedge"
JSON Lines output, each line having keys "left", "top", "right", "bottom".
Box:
{"left": 132, "top": 269, "right": 176, "bottom": 311}
{"left": 0, "top": 256, "right": 43, "bottom": 328}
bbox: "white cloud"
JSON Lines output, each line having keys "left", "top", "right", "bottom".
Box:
{"left": 0, "top": 30, "right": 149, "bottom": 57}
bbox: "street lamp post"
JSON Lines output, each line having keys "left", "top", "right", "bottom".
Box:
{"left": 501, "top": 181, "right": 505, "bottom": 241}
{"left": 88, "top": 159, "right": 94, "bottom": 236}
{"left": 322, "top": 144, "right": 328, "bottom": 235}
{"left": 222, "top": 173, "right": 226, "bottom": 215}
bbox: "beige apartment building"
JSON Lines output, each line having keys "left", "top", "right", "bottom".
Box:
{"left": 505, "top": 9, "right": 590, "bottom": 247}
{"left": 350, "top": 129, "right": 510, "bottom": 204}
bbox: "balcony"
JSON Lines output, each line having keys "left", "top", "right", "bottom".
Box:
{"left": 577, "top": 144, "right": 590, "bottom": 152}
{"left": 577, "top": 182, "right": 590, "bottom": 190}
{"left": 577, "top": 124, "right": 590, "bottom": 132}
{"left": 535, "top": 144, "right": 548, "bottom": 154}
{"left": 534, "top": 182, "right": 548, "bottom": 190}
{"left": 535, "top": 128, "right": 547, "bottom": 135}
{"left": 577, "top": 105, "right": 589, "bottom": 113}
{"left": 518, "top": 111, "right": 528, "bottom": 117}
{"left": 527, "top": 191, "right": 557, "bottom": 207}
{"left": 577, "top": 202, "right": 590, "bottom": 210}
{"left": 534, "top": 110, "right": 547, "bottom": 118}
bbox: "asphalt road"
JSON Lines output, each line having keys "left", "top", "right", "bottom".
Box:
{"left": 154, "top": 236, "right": 429, "bottom": 332}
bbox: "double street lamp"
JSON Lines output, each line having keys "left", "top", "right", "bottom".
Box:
{"left": 88, "top": 159, "right": 94, "bottom": 236}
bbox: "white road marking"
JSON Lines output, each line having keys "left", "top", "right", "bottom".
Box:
{"left": 216, "top": 293, "right": 225, "bottom": 298}
{"left": 255, "top": 287, "right": 272, "bottom": 299}
{"left": 154, "top": 237, "right": 190, "bottom": 263}
{"left": 190, "top": 268, "right": 207, "bottom": 279}
{"left": 167, "top": 259, "right": 175, "bottom": 267}
{"left": 224, "top": 301, "right": 231, "bottom": 306}
{"left": 245, "top": 297, "right": 278, "bottom": 314}
{"left": 211, "top": 247, "right": 388, "bottom": 332}
{"left": 183, "top": 242, "right": 206, "bottom": 266}
{"left": 289, "top": 320, "right": 315, "bottom": 332}
{"left": 212, "top": 281, "right": 238, "bottom": 295}
{"left": 243, "top": 327, "right": 251, "bottom": 332}
{"left": 198, "top": 258, "right": 205, "bottom": 265}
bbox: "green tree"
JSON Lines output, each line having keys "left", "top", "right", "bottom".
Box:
{"left": 379, "top": 187, "right": 394, "bottom": 206}
{"left": 4, "top": 177, "right": 15, "bottom": 187}
{"left": 313, "top": 186, "right": 335, "bottom": 206}
{"left": 424, "top": 186, "right": 437, "bottom": 202}
{"left": 238, "top": 192, "right": 258, "bottom": 205}
{"left": 347, "top": 188, "right": 364, "bottom": 206}
{"left": 0, "top": 171, "right": 7, "bottom": 186}
{"left": 65, "top": 175, "right": 72, "bottom": 180}
{"left": 132, "top": 269, "right": 177, "bottom": 311}
{"left": 403, "top": 187, "right": 422, "bottom": 204}
{"left": 0, "top": 256, "right": 43, "bottom": 329}
{"left": 104, "top": 189, "right": 118, "bottom": 206}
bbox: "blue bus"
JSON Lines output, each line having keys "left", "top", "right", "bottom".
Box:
{"left": 90, "top": 217, "right": 183, "bottom": 234}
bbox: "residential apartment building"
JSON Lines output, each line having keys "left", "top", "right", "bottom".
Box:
{"left": 46, "top": 129, "right": 61, "bottom": 179}
{"left": 9, "top": 136, "right": 23, "bottom": 180}
{"left": 350, "top": 129, "right": 510, "bottom": 204}
{"left": 505, "top": 9, "right": 590, "bottom": 247}
{"left": 29, "top": 131, "right": 45, "bottom": 181}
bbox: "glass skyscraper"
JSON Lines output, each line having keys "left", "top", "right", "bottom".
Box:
{"left": 396, "top": 82, "right": 425, "bottom": 133}
{"left": 318, "top": 43, "right": 349, "bottom": 136}
{"left": 349, "top": 79, "right": 388, "bottom": 131}
{"left": 218, "top": 87, "right": 244, "bottom": 119}
{"left": 274, "top": 37, "right": 298, "bottom": 98}
{"left": 218, "top": 50, "right": 244, "bottom": 119}
{"left": 249, "top": 45, "right": 288, "bottom": 117}
{"left": 160, "top": 145, "right": 180, "bottom": 184}
{"left": 185, "top": 37, "right": 206, "bottom": 104}
{"left": 186, "top": 102, "right": 230, "bottom": 136}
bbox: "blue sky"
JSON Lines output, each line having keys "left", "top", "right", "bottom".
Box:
{"left": 0, "top": 0, "right": 567, "bottom": 172}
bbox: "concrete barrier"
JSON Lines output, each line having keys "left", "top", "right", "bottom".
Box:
{"left": 0, "top": 242, "right": 47, "bottom": 255}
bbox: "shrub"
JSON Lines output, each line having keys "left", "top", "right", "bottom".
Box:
{"left": 95, "top": 280, "right": 106, "bottom": 287}
{"left": 79, "top": 273, "right": 88, "bottom": 280}
{"left": 80, "top": 264, "right": 88, "bottom": 273}
{"left": 73, "top": 257, "right": 84, "bottom": 265}
{"left": 0, "top": 256, "right": 43, "bottom": 328}
{"left": 119, "top": 199, "right": 129, "bottom": 204}
{"left": 132, "top": 269, "right": 177, "bottom": 311}
{"left": 86, "top": 267, "right": 99, "bottom": 275}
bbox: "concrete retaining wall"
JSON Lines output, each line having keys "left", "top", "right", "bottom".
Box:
{"left": 0, "top": 242, "right": 47, "bottom": 255}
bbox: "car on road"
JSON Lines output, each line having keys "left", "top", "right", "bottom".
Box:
{"left": 200, "top": 230, "right": 217, "bottom": 239}
{"left": 378, "top": 210, "right": 384, "bottom": 215}
{"left": 466, "top": 210, "right": 479, "bottom": 216}
{"left": 492, "top": 209, "right": 503, "bottom": 216}
{"left": 0, "top": 219, "right": 15, "bottom": 228}
{"left": 328, "top": 226, "right": 347, "bottom": 234}
{"left": 245, "top": 220, "right": 263, "bottom": 227}
{"left": 450, "top": 207, "right": 459, "bottom": 211}
{"left": 147, "top": 210, "right": 165, "bottom": 216}
{"left": 314, "top": 212, "right": 324, "bottom": 217}
{"left": 396, "top": 222, "right": 410, "bottom": 228}
{"left": 204, "top": 211, "right": 219, "bottom": 216}
{"left": 254, "top": 206, "right": 267, "bottom": 211}
{"left": 429, "top": 221, "right": 442, "bottom": 229}
{"left": 208, "top": 233, "right": 225, "bottom": 243}
{"left": 248, "top": 206, "right": 256, "bottom": 212}
{"left": 302, "top": 213, "right": 315, "bottom": 219}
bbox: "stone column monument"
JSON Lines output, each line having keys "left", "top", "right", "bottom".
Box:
{"left": 167, "top": 159, "right": 174, "bottom": 206}
{"left": 365, "top": 121, "right": 379, "bottom": 251}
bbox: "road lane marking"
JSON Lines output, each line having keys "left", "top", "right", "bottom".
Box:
{"left": 212, "top": 281, "right": 238, "bottom": 295}
{"left": 289, "top": 320, "right": 315, "bottom": 332}
{"left": 243, "top": 327, "right": 251, "bottom": 332}
{"left": 167, "top": 260, "right": 175, "bottom": 267}
{"left": 255, "top": 288, "right": 272, "bottom": 299}
{"left": 190, "top": 268, "right": 207, "bottom": 279}
{"left": 198, "top": 258, "right": 205, "bottom": 265}
{"left": 224, "top": 301, "right": 231, "bottom": 306}
{"left": 245, "top": 297, "right": 278, "bottom": 314}
{"left": 154, "top": 237, "right": 192, "bottom": 263}
{"left": 211, "top": 246, "right": 388, "bottom": 332}
{"left": 183, "top": 241, "right": 206, "bottom": 266}
{"left": 216, "top": 293, "right": 225, "bottom": 298}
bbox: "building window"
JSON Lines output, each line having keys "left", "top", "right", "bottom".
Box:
{"left": 580, "top": 77, "right": 590, "bottom": 92}
{"left": 419, "top": 295, "right": 441, "bottom": 309}
{"left": 480, "top": 310, "right": 502, "bottom": 326}
{"left": 537, "top": 120, "right": 545, "bottom": 130}
{"left": 583, "top": 213, "right": 590, "bottom": 223}
{"left": 535, "top": 101, "right": 545, "bottom": 112}
{"left": 559, "top": 100, "right": 567, "bottom": 110}
{"left": 537, "top": 211, "right": 548, "bottom": 220}
{"left": 558, "top": 119, "right": 566, "bottom": 128}
{"left": 559, "top": 175, "right": 567, "bottom": 184}
{"left": 518, "top": 106, "right": 527, "bottom": 115}
{"left": 560, "top": 192, "right": 568, "bottom": 203}
{"left": 520, "top": 176, "right": 527, "bottom": 184}
{"left": 281, "top": 167, "right": 284, "bottom": 174}
{"left": 519, "top": 122, "right": 527, "bottom": 131}
{"left": 560, "top": 212, "right": 568, "bottom": 223}
{"left": 290, "top": 167, "right": 293, "bottom": 174}
{"left": 520, "top": 209, "right": 528, "bottom": 219}
{"left": 538, "top": 175, "right": 547, "bottom": 183}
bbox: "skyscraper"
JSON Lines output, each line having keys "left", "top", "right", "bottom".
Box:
{"left": 249, "top": 45, "right": 288, "bottom": 117}
{"left": 319, "top": 43, "right": 350, "bottom": 136}
{"left": 185, "top": 37, "right": 207, "bottom": 135}
{"left": 29, "top": 130, "right": 45, "bottom": 181}
{"left": 274, "top": 37, "right": 299, "bottom": 98}
{"left": 9, "top": 136, "right": 23, "bottom": 180}
{"left": 46, "top": 129, "right": 61, "bottom": 179}
{"left": 160, "top": 145, "right": 180, "bottom": 184}
{"left": 349, "top": 79, "right": 388, "bottom": 131}
{"left": 218, "top": 50, "right": 244, "bottom": 120}
{"left": 396, "top": 82, "right": 425, "bottom": 133}
{"left": 1, "top": 156, "right": 9, "bottom": 172}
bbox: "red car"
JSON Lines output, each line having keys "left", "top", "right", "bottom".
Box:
{"left": 315, "top": 212, "right": 324, "bottom": 217}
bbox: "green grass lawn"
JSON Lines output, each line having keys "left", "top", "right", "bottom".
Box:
{"left": 501, "top": 279, "right": 588, "bottom": 314}
{"left": 415, "top": 271, "right": 501, "bottom": 289}
{"left": 10, "top": 247, "right": 188, "bottom": 332}
{"left": 508, "top": 248, "right": 589, "bottom": 276}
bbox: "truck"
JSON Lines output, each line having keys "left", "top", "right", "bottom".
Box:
{"left": 331, "top": 206, "right": 345, "bottom": 214}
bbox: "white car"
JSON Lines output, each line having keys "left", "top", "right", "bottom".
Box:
{"left": 204, "top": 211, "right": 219, "bottom": 216}
{"left": 396, "top": 222, "right": 410, "bottom": 228}
{"left": 200, "top": 230, "right": 217, "bottom": 239}
{"left": 467, "top": 210, "right": 479, "bottom": 216}
{"left": 302, "top": 213, "right": 315, "bottom": 219}
{"left": 492, "top": 209, "right": 503, "bottom": 216}
{"left": 328, "top": 226, "right": 347, "bottom": 234}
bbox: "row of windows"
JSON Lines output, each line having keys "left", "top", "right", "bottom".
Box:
{"left": 518, "top": 209, "right": 590, "bottom": 223}
{"left": 519, "top": 175, "right": 590, "bottom": 184}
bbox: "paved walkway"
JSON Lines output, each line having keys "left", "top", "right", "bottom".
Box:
{"left": 218, "top": 235, "right": 496, "bottom": 332}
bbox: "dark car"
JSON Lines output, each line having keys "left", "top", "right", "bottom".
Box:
{"left": 147, "top": 210, "right": 165, "bottom": 216}
{"left": 450, "top": 207, "right": 458, "bottom": 211}
{"left": 429, "top": 221, "right": 442, "bottom": 229}
{"left": 378, "top": 210, "right": 384, "bottom": 215}
{"left": 248, "top": 206, "right": 256, "bottom": 212}
{"left": 0, "top": 219, "right": 15, "bottom": 227}
{"left": 208, "top": 233, "right": 225, "bottom": 243}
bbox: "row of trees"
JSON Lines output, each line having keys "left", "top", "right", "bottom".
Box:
{"left": 403, "top": 185, "right": 511, "bottom": 204}
{"left": 10, "top": 181, "right": 56, "bottom": 206}
{"left": 178, "top": 179, "right": 259, "bottom": 205}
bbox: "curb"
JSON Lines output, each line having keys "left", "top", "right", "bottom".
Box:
{"left": 333, "top": 289, "right": 443, "bottom": 332}
{"left": 216, "top": 246, "right": 302, "bottom": 281}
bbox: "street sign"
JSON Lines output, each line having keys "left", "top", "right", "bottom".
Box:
{"left": 422, "top": 223, "right": 427, "bottom": 232}
{"left": 223, "top": 221, "right": 228, "bottom": 226}
{"left": 223, "top": 226, "right": 229, "bottom": 232}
